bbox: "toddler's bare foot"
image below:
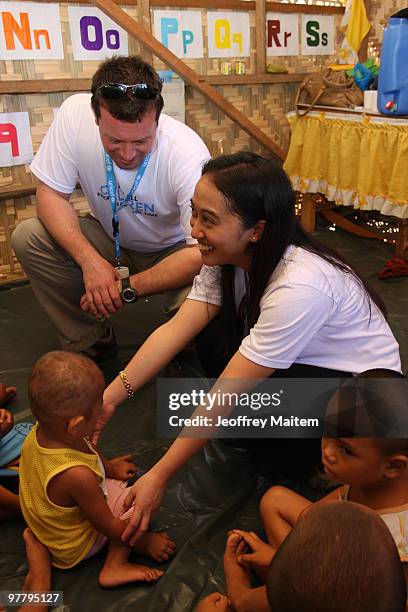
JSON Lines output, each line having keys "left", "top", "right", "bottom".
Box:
{"left": 132, "top": 531, "right": 176, "bottom": 562}
{"left": 23, "top": 528, "right": 51, "bottom": 592}
{"left": 99, "top": 540, "right": 163, "bottom": 588}
{"left": 99, "top": 561, "right": 163, "bottom": 588}
{"left": 224, "top": 533, "right": 252, "bottom": 610}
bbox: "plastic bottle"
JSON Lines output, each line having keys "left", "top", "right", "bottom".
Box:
{"left": 378, "top": 15, "right": 408, "bottom": 115}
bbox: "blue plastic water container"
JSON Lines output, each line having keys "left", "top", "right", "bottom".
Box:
{"left": 378, "top": 17, "right": 408, "bottom": 115}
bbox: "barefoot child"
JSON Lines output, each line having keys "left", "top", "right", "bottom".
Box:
{"left": 228, "top": 370, "right": 408, "bottom": 609}
{"left": 0, "top": 384, "right": 32, "bottom": 520}
{"left": 19, "top": 351, "right": 175, "bottom": 587}
{"left": 216, "top": 502, "right": 406, "bottom": 612}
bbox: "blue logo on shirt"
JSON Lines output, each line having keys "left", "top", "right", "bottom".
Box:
{"left": 97, "top": 184, "right": 158, "bottom": 217}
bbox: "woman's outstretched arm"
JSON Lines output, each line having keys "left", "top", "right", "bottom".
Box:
{"left": 91, "top": 298, "right": 220, "bottom": 442}
{"left": 121, "top": 352, "right": 274, "bottom": 545}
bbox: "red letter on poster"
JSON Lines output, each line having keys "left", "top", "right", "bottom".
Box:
{"left": 0, "top": 123, "right": 19, "bottom": 157}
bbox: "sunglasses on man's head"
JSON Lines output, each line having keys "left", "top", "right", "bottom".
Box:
{"left": 95, "top": 83, "right": 159, "bottom": 101}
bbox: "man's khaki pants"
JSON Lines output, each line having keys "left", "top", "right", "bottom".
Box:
{"left": 12, "top": 215, "right": 191, "bottom": 352}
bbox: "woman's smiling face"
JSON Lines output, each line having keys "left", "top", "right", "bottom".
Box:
{"left": 190, "top": 175, "right": 257, "bottom": 269}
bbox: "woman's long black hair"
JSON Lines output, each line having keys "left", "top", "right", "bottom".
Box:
{"left": 201, "top": 152, "right": 386, "bottom": 361}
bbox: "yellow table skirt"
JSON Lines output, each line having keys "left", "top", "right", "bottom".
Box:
{"left": 284, "top": 111, "right": 408, "bottom": 219}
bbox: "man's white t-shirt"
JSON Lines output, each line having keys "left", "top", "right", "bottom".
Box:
{"left": 30, "top": 94, "right": 210, "bottom": 252}
{"left": 188, "top": 246, "right": 402, "bottom": 374}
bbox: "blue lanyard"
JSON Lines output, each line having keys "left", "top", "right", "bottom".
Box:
{"left": 104, "top": 151, "right": 150, "bottom": 267}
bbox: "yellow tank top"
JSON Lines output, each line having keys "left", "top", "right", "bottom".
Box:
{"left": 19, "top": 423, "right": 105, "bottom": 569}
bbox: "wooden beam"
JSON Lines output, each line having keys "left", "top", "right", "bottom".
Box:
{"left": 91, "top": 0, "right": 285, "bottom": 159}
{"left": 204, "top": 73, "right": 304, "bottom": 85}
{"left": 0, "top": 79, "right": 90, "bottom": 95}
{"left": 138, "top": 0, "right": 153, "bottom": 64}
{"left": 256, "top": 0, "right": 266, "bottom": 75}
{"left": 40, "top": 0, "right": 344, "bottom": 12}
{"left": 0, "top": 74, "right": 304, "bottom": 95}
{"left": 0, "top": 184, "right": 36, "bottom": 200}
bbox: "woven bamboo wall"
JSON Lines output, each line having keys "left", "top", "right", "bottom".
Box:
{"left": 0, "top": 0, "right": 385, "bottom": 279}
{"left": 186, "top": 82, "right": 298, "bottom": 157}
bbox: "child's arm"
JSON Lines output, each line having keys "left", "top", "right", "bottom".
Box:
{"left": 86, "top": 439, "right": 136, "bottom": 481}
{"left": 98, "top": 453, "right": 137, "bottom": 481}
{"left": 50, "top": 466, "right": 126, "bottom": 542}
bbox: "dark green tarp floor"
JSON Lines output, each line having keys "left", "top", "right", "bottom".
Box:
{"left": 1, "top": 227, "right": 407, "bottom": 612}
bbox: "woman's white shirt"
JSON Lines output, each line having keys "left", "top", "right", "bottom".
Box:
{"left": 187, "top": 245, "right": 401, "bottom": 374}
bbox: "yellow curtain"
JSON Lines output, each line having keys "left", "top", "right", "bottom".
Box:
{"left": 346, "top": 0, "right": 370, "bottom": 53}
{"left": 284, "top": 113, "right": 408, "bottom": 216}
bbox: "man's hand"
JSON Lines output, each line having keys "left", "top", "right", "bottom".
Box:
{"left": 121, "top": 470, "right": 166, "bottom": 545}
{"left": 107, "top": 455, "right": 137, "bottom": 481}
{"left": 91, "top": 400, "right": 116, "bottom": 445}
{"left": 0, "top": 408, "right": 14, "bottom": 437}
{"left": 80, "top": 256, "right": 123, "bottom": 318}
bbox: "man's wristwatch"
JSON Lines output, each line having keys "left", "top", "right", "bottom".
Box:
{"left": 116, "top": 266, "right": 138, "bottom": 304}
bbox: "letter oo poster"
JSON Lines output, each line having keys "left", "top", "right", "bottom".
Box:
{"left": 68, "top": 6, "right": 128, "bottom": 60}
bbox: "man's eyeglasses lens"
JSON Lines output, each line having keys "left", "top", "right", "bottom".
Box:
{"left": 96, "top": 83, "right": 159, "bottom": 101}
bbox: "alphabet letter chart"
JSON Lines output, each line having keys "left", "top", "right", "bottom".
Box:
{"left": 207, "top": 12, "right": 250, "bottom": 58}
{"left": 68, "top": 6, "right": 128, "bottom": 60}
{"left": 0, "top": 1, "right": 63, "bottom": 59}
{"left": 153, "top": 10, "right": 203, "bottom": 58}
{"left": 0, "top": 112, "right": 33, "bottom": 167}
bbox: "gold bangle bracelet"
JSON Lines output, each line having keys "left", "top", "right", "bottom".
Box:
{"left": 119, "top": 370, "right": 134, "bottom": 399}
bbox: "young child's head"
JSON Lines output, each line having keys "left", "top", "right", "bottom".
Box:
{"left": 322, "top": 369, "right": 408, "bottom": 486}
{"left": 321, "top": 437, "right": 408, "bottom": 486}
{"left": 266, "top": 501, "right": 407, "bottom": 612}
{"left": 28, "top": 351, "right": 105, "bottom": 438}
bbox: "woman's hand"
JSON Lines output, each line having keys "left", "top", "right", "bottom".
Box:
{"left": 121, "top": 470, "right": 167, "bottom": 546}
{"left": 0, "top": 408, "right": 14, "bottom": 437}
{"left": 91, "top": 399, "right": 117, "bottom": 445}
{"left": 107, "top": 455, "right": 137, "bottom": 481}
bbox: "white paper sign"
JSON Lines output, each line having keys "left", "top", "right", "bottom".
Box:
{"left": 153, "top": 10, "right": 203, "bottom": 59}
{"left": 0, "top": 1, "right": 63, "bottom": 59}
{"left": 301, "top": 14, "right": 334, "bottom": 56}
{"left": 68, "top": 6, "right": 128, "bottom": 61}
{"left": 160, "top": 73, "right": 185, "bottom": 123}
{"left": 207, "top": 12, "right": 250, "bottom": 58}
{"left": 0, "top": 112, "right": 33, "bottom": 167}
{"left": 266, "top": 13, "right": 298, "bottom": 57}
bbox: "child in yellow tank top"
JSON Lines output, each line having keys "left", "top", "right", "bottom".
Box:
{"left": 19, "top": 351, "right": 175, "bottom": 588}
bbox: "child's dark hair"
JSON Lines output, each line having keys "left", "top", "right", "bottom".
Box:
{"left": 324, "top": 369, "right": 408, "bottom": 438}
{"left": 28, "top": 351, "right": 104, "bottom": 429}
{"left": 201, "top": 152, "right": 387, "bottom": 363}
{"left": 266, "top": 501, "right": 407, "bottom": 612}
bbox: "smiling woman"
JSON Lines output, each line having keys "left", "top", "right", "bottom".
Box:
{"left": 101, "top": 151, "right": 402, "bottom": 545}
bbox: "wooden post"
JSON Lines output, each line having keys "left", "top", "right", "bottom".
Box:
{"left": 137, "top": 0, "right": 153, "bottom": 64}
{"left": 91, "top": 0, "right": 285, "bottom": 159}
{"left": 256, "top": 0, "right": 266, "bottom": 75}
{"left": 300, "top": 193, "right": 316, "bottom": 234}
{"left": 358, "top": 0, "right": 370, "bottom": 63}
